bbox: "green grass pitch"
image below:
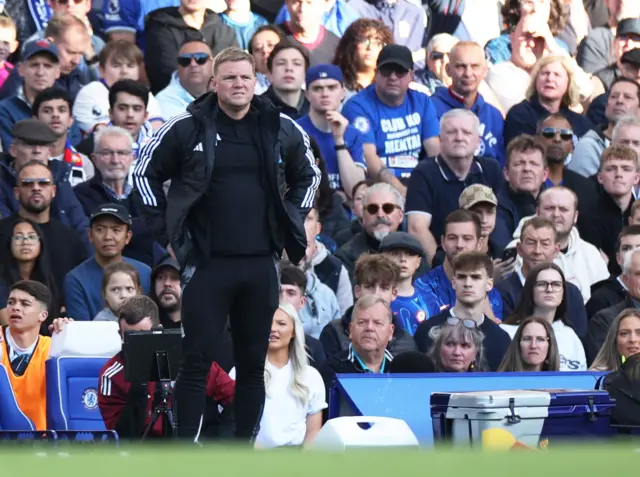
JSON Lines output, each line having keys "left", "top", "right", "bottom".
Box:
{"left": 2, "top": 443, "right": 639, "bottom": 477}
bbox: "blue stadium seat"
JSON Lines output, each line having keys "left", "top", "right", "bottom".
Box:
{"left": 0, "top": 363, "right": 35, "bottom": 431}
{"left": 46, "top": 322, "right": 121, "bottom": 431}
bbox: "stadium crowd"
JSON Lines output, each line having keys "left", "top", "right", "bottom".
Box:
{"left": 0, "top": 0, "right": 639, "bottom": 448}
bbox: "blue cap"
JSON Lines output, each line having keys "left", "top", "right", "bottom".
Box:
{"left": 23, "top": 39, "right": 58, "bottom": 62}
{"left": 305, "top": 64, "right": 344, "bottom": 87}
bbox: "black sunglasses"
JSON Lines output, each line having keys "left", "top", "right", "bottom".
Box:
{"left": 177, "top": 53, "right": 210, "bottom": 68}
{"left": 378, "top": 65, "right": 410, "bottom": 78}
{"left": 366, "top": 203, "right": 399, "bottom": 215}
{"left": 541, "top": 127, "right": 573, "bottom": 141}
{"left": 20, "top": 178, "right": 52, "bottom": 187}
{"left": 429, "top": 51, "right": 446, "bottom": 61}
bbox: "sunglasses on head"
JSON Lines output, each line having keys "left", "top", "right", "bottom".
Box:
{"left": 446, "top": 317, "right": 478, "bottom": 329}
{"left": 177, "top": 53, "right": 210, "bottom": 67}
{"left": 541, "top": 127, "right": 573, "bottom": 141}
{"left": 378, "top": 65, "right": 409, "bottom": 78}
{"left": 20, "top": 178, "right": 52, "bottom": 187}
{"left": 365, "top": 203, "right": 399, "bottom": 215}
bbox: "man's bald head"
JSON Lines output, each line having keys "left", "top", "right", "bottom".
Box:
{"left": 446, "top": 41, "right": 486, "bottom": 97}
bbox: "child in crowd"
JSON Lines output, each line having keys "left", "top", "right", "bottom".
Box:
{"left": 94, "top": 262, "right": 142, "bottom": 322}
{"left": 220, "top": 0, "right": 268, "bottom": 50}
{"left": 379, "top": 232, "right": 444, "bottom": 336}
{"left": 0, "top": 16, "right": 17, "bottom": 89}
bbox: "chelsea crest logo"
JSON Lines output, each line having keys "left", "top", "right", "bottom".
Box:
{"left": 82, "top": 388, "right": 98, "bottom": 410}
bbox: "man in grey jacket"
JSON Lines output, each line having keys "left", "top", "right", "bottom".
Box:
{"left": 570, "top": 77, "right": 640, "bottom": 177}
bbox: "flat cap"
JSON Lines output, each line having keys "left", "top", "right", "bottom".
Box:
{"left": 11, "top": 119, "right": 58, "bottom": 145}
{"left": 379, "top": 232, "right": 424, "bottom": 257}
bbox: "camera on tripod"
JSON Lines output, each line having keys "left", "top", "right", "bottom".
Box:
{"left": 123, "top": 329, "right": 182, "bottom": 440}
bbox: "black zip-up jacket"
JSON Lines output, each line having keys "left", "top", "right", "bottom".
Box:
{"left": 133, "top": 92, "right": 321, "bottom": 269}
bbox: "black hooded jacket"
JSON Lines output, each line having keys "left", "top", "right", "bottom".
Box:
{"left": 144, "top": 7, "right": 238, "bottom": 93}
{"left": 132, "top": 92, "right": 321, "bottom": 270}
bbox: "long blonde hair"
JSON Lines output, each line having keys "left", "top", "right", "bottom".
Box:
{"left": 525, "top": 55, "right": 581, "bottom": 108}
{"left": 590, "top": 308, "right": 640, "bottom": 371}
{"left": 265, "top": 303, "right": 310, "bottom": 405}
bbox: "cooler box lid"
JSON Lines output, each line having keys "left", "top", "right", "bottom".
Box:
{"left": 431, "top": 389, "right": 612, "bottom": 409}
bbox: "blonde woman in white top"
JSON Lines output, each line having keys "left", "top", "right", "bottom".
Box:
{"left": 255, "top": 303, "right": 326, "bottom": 449}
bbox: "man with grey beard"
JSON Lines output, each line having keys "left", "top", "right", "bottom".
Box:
{"left": 335, "top": 182, "right": 405, "bottom": 282}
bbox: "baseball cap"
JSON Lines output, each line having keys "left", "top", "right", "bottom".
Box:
{"left": 23, "top": 39, "right": 59, "bottom": 62}
{"left": 306, "top": 64, "right": 344, "bottom": 87}
{"left": 376, "top": 44, "right": 413, "bottom": 71}
{"left": 72, "top": 82, "right": 111, "bottom": 134}
{"left": 458, "top": 184, "right": 498, "bottom": 209}
{"left": 379, "top": 232, "right": 424, "bottom": 257}
{"left": 616, "top": 18, "right": 640, "bottom": 38}
{"left": 621, "top": 48, "right": 640, "bottom": 69}
{"left": 90, "top": 203, "right": 132, "bottom": 225}
{"left": 152, "top": 254, "right": 180, "bottom": 279}
{"left": 12, "top": 119, "right": 57, "bottom": 145}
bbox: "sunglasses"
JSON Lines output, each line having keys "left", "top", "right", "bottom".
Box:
{"left": 20, "top": 178, "right": 52, "bottom": 187}
{"left": 540, "top": 127, "right": 573, "bottom": 141}
{"left": 446, "top": 317, "right": 478, "bottom": 329}
{"left": 365, "top": 203, "right": 399, "bottom": 215}
{"left": 429, "top": 51, "right": 446, "bottom": 61}
{"left": 177, "top": 53, "right": 210, "bottom": 68}
{"left": 378, "top": 66, "right": 410, "bottom": 78}
{"left": 54, "top": 0, "right": 85, "bottom": 4}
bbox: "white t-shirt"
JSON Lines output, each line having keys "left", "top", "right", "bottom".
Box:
{"left": 500, "top": 321, "right": 587, "bottom": 371}
{"left": 255, "top": 359, "right": 327, "bottom": 449}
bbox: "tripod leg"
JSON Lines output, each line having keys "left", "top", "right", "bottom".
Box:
{"left": 142, "top": 409, "right": 161, "bottom": 441}
{"left": 166, "top": 410, "right": 177, "bottom": 438}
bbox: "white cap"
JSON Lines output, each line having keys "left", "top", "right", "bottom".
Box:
{"left": 72, "top": 81, "right": 111, "bottom": 135}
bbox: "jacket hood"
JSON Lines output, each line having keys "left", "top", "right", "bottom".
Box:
{"left": 433, "top": 86, "right": 487, "bottom": 113}
{"left": 305, "top": 270, "right": 320, "bottom": 294}
{"left": 186, "top": 91, "right": 278, "bottom": 123}
{"left": 146, "top": 7, "right": 220, "bottom": 29}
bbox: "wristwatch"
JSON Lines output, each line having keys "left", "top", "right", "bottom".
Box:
{"left": 334, "top": 144, "right": 347, "bottom": 151}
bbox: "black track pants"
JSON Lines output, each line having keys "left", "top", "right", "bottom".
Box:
{"left": 175, "top": 255, "right": 279, "bottom": 441}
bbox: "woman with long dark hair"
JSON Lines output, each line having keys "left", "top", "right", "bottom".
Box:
{"left": 498, "top": 316, "right": 560, "bottom": 371}
{"left": 0, "top": 217, "right": 60, "bottom": 331}
{"left": 500, "top": 262, "right": 586, "bottom": 371}
{"left": 333, "top": 19, "right": 393, "bottom": 100}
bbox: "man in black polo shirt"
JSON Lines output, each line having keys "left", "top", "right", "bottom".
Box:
{"left": 319, "top": 294, "right": 395, "bottom": 406}
{"left": 260, "top": 41, "right": 310, "bottom": 120}
{"left": 413, "top": 251, "right": 510, "bottom": 371}
{"left": 406, "top": 109, "right": 504, "bottom": 264}
{"left": 278, "top": 0, "right": 339, "bottom": 66}
{"left": 536, "top": 113, "right": 598, "bottom": 235}
{"left": 133, "top": 47, "right": 320, "bottom": 442}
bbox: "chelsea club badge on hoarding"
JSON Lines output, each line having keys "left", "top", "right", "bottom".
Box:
{"left": 82, "top": 388, "right": 98, "bottom": 410}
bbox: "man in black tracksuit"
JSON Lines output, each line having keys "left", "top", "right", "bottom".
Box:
{"left": 132, "top": 47, "right": 320, "bottom": 442}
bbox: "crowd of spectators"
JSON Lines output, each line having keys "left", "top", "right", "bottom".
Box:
{"left": 0, "top": 0, "right": 639, "bottom": 448}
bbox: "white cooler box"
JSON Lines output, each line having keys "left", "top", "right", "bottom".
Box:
{"left": 430, "top": 389, "right": 615, "bottom": 449}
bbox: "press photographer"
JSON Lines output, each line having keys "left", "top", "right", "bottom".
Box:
{"left": 97, "top": 296, "right": 235, "bottom": 439}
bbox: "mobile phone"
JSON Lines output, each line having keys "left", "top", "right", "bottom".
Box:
{"left": 501, "top": 247, "right": 517, "bottom": 262}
